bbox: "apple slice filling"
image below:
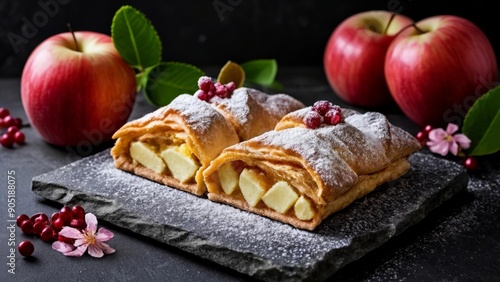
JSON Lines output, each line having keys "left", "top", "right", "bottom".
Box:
{"left": 129, "top": 141, "right": 200, "bottom": 183}
{"left": 239, "top": 168, "right": 270, "bottom": 207}
{"left": 130, "top": 141, "right": 166, "bottom": 174}
{"left": 217, "top": 164, "right": 316, "bottom": 220}
{"left": 218, "top": 162, "right": 240, "bottom": 195}
{"left": 160, "top": 144, "right": 200, "bottom": 183}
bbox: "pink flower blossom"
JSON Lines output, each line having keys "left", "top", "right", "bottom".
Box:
{"left": 426, "top": 123, "right": 471, "bottom": 156}
{"left": 52, "top": 213, "right": 115, "bottom": 258}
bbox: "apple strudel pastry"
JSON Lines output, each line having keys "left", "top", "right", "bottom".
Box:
{"left": 203, "top": 102, "right": 421, "bottom": 230}
{"left": 110, "top": 87, "right": 304, "bottom": 196}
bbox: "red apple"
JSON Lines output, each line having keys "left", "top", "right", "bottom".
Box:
{"left": 385, "top": 15, "right": 497, "bottom": 127}
{"left": 21, "top": 31, "right": 136, "bottom": 147}
{"left": 323, "top": 10, "right": 413, "bottom": 107}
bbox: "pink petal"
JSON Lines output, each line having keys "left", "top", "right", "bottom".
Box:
{"left": 52, "top": 241, "right": 75, "bottom": 254}
{"left": 74, "top": 239, "right": 86, "bottom": 247}
{"left": 59, "top": 227, "right": 83, "bottom": 239}
{"left": 85, "top": 213, "right": 98, "bottom": 232}
{"left": 63, "top": 245, "right": 88, "bottom": 257}
{"left": 426, "top": 140, "right": 440, "bottom": 147}
{"left": 98, "top": 242, "right": 116, "bottom": 255}
{"left": 449, "top": 141, "right": 459, "bottom": 155}
{"left": 453, "top": 134, "right": 471, "bottom": 149}
{"left": 428, "top": 128, "right": 446, "bottom": 142}
{"left": 88, "top": 244, "right": 104, "bottom": 258}
{"left": 428, "top": 140, "right": 451, "bottom": 156}
{"left": 95, "top": 227, "right": 114, "bottom": 242}
{"left": 446, "top": 123, "right": 459, "bottom": 135}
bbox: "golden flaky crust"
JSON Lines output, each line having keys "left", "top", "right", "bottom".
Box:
{"left": 204, "top": 107, "right": 421, "bottom": 230}
{"left": 110, "top": 89, "right": 304, "bottom": 196}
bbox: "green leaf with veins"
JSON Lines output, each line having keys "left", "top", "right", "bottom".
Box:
{"left": 111, "top": 5, "right": 162, "bottom": 71}
{"left": 144, "top": 62, "right": 205, "bottom": 106}
{"left": 462, "top": 85, "right": 500, "bottom": 156}
{"left": 240, "top": 59, "right": 278, "bottom": 86}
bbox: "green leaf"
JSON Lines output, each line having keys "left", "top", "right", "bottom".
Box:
{"left": 240, "top": 59, "right": 278, "bottom": 86}
{"left": 462, "top": 85, "right": 500, "bottom": 156}
{"left": 144, "top": 62, "right": 205, "bottom": 106}
{"left": 111, "top": 5, "right": 162, "bottom": 71}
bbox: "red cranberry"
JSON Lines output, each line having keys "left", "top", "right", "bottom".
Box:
{"left": 324, "top": 109, "right": 342, "bottom": 125}
{"left": 423, "top": 125, "right": 433, "bottom": 134}
{"left": 225, "top": 82, "right": 236, "bottom": 93}
{"left": 0, "top": 108, "right": 9, "bottom": 119}
{"left": 20, "top": 220, "right": 34, "bottom": 234}
{"left": 30, "top": 213, "right": 47, "bottom": 222}
{"left": 58, "top": 235, "right": 75, "bottom": 244}
{"left": 6, "top": 126, "right": 18, "bottom": 137}
{"left": 72, "top": 205, "right": 85, "bottom": 219}
{"left": 59, "top": 206, "right": 73, "bottom": 225}
{"left": 40, "top": 226, "right": 57, "bottom": 243}
{"left": 52, "top": 218, "right": 65, "bottom": 232}
{"left": 70, "top": 218, "right": 87, "bottom": 230}
{"left": 16, "top": 214, "right": 29, "bottom": 227}
{"left": 214, "top": 82, "right": 228, "bottom": 98}
{"left": 14, "top": 117, "right": 23, "bottom": 128}
{"left": 50, "top": 212, "right": 60, "bottom": 222}
{"left": 0, "top": 133, "right": 14, "bottom": 147}
{"left": 304, "top": 111, "right": 322, "bottom": 129}
{"left": 463, "top": 157, "right": 478, "bottom": 171}
{"left": 311, "top": 100, "right": 332, "bottom": 116}
{"left": 18, "top": 240, "right": 35, "bottom": 257}
{"left": 32, "top": 213, "right": 49, "bottom": 223}
{"left": 416, "top": 131, "right": 428, "bottom": 142}
{"left": 198, "top": 76, "right": 213, "bottom": 92}
{"left": 33, "top": 220, "right": 48, "bottom": 235}
{"left": 2, "top": 115, "right": 15, "bottom": 128}
{"left": 195, "top": 90, "right": 210, "bottom": 101}
{"left": 14, "top": 131, "right": 25, "bottom": 144}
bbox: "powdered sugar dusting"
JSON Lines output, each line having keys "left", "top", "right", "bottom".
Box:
{"left": 345, "top": 112, "right": 391, "bottom": 145}
{"left": 239, "top": 110, "right": 417, "bottom": 197}
{"left": 257, "top": 128, "right": 358, "bottom": 192}
{"left": 211, "top": 87, "right": 304, "bottom": 140}
{"left": 32, "top": 149, "right": 468, "bottom": 281}
{"left": 168, "top": 94, "right": 227, "bottom": 133}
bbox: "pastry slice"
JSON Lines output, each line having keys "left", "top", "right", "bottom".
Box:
{"left": 111, "top": 87, "right": 304, "bottom": 196}
{"left": 203, "top": 103, "right": 421, "bottom": 230}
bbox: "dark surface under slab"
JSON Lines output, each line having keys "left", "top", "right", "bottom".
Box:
{"left": 31, "top": 149, "right": 468, "bottom": 282}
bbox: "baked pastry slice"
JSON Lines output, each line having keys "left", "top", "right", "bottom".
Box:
{"left": 110, "top": 87, "right": 304, "bottom": 196}
{"left": 203, "top": 104, "right": 421, "bottom": 230}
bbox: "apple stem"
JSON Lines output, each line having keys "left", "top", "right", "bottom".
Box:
{"left": 67, "top": 23, "right": 80, "bottom": 52}
{"left": 383, "top": 13, "right": 396, "bottom": 35}
{"left": 412, "top": 22, "right": 425, "bottom": 34}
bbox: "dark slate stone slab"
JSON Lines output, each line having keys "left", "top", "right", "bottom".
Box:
{"left": 31, "top": 149, "right": 468, "bottom": 282}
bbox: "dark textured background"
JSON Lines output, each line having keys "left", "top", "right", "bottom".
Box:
{"left": 0, "top": 0, "right": 497, "bottom": 77}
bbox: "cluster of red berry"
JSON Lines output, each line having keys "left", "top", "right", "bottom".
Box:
{"left": 415, "top": 125, "right": 477, "bottom": 171}
{"left": 0, "top": 107, "right": 26, "bottom": 148}
{"left": 304, "top": 100, "right": 343, "bottom": 129}
{"left": 195, "top": 76, "right": 236, "bottom": 102}
{"left": 16, "top": 205, "right": 87, "bottom": 257}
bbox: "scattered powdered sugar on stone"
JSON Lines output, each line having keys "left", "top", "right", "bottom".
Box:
{"left": 32, "top": 149, "right": 469, "bottom": 280}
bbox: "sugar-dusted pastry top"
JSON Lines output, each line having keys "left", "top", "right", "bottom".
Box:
{"left": 111, "top": 87, "right": 305, "bottom": 196}
{"left": 112, "top": 94, "right": 238, "bottom": 165}
{"left": 210, "top": 87, "right": 305, "bottom": 140}
{"left": 223, "top": 107, "right": 421, "bottom": 204}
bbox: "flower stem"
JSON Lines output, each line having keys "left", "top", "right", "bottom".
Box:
{"left": 67, "top": 23, "right": 80, "bottom": 52}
